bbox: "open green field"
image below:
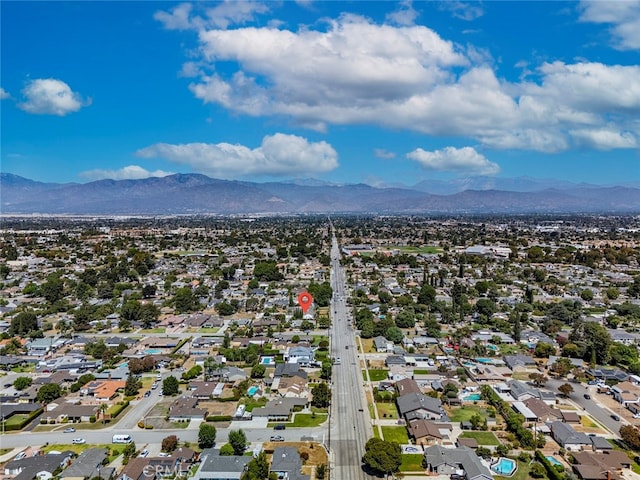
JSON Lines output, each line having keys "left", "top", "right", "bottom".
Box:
{"left": 448, "top": 405, "right": 491, "bottom": 422}
{"left": 290, "top": 413, "right": 328, "bottom": 427}
{"left": 364, "top": 369, "right": 389, "bottom": 381}
{"left": 458, "top": 431, "right": 500, "bottom": 446}
{"left": 400, "top": 454, "right": 424, "bottom": 472}
{"left": 381, "top": 426, "right": 409, "bottom": 444}
{"left": 375, "top": 402, "right": 399, "bottom": 419}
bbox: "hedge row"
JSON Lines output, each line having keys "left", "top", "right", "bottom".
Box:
{"left": 3, "top": 408, "right": 43, "bottom": 431}
{"left": 109, "top": 401, "right": 130, "bottom": 419}
{"left": 534, "top": 449, "right": 565, "bottom": 480}
{"left": 207, "top": 415, "right": 233, "bottom": 422}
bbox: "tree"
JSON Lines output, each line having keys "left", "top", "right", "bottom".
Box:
{"left": 620, "top": 425, "right": 640, "bottom": 450}
{"left": 198, "top": 423, "right": 217, "bottom": 449}
{"left": 242, "top": 451, "right": 271, "bottom": 480}
{"left": 37, "top": 383, "right": 62, "bottom": 403}
{"left": 384, "top": 326, "right": 404, "bottom": 344}
{"left": 13, "top": 376, "right": 33, "bottom": 390}
{"left": 251, "top": 364, "right": 266, "bottom": 378}
{"left": 99, "top": 403, "right": 108, "bottom": 424}
{"left": 228, "top": 429, "right": 248, "bottom": 455}
{"left": 162, "top": 435, "right": 179, "bottom": 452}
{"left": 162, "top": 376, "right": 180, "bottom": 396}
{"left": 558, "top": 383, "right": 574, "bottom": 397}
{"left": 9, "top": 311, "right": 38, "bottom": 336}
{"left": 219, "top": 444, "right": 235, "bottom": 456}
{"left": 122, "top": 441, "right": 136, "bottom": 460}
{"left": 41, "top": 275, "right": 64, "bottom": 304}
{"left": 174, "top": 287, "right": 197, "bottom": 313}
{"left": 534, "top": 342, "right": 556, "bottom": 358}
{"left": 124, "top": 373, "right": 141, "bottom": 397}
{"left": 362, "top": 438, "right": 402, "bottom": 477}
{"left": 316, "top": 464, "right": 327, "bottom": 480}
{"left": 311, "top": 382, "right": 331, "bottom": 408}
{"left": 529, "top": 373, "right": 548, "bottom": 387}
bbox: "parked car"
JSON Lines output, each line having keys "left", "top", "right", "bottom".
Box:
{"left": 274, "top": 424, "right": 286, "bottom": 430}
{"left": 139, "top": 449, "right": 149, "bottom": 458}
{"left": 63, "top": 427, "right": 76, "bottom": 433}
{"left": 158, "top": 452, "right": 170, "bottom": 457}
{"left": 584, "top": 394, "right": 591, "bottom": 399}
{"left": 144, "top": 390, "right": 151, "bottom": 397}
{"left": 14, "top": 452, "right": 27, "bottom": 461}
{"left": 270, "top": 435, "right": 284, "bottom": 442}
{"left": 72, "top": 438, "right": 86, "bottom": 444}
{"left": 611, "top": 414, "right": 621, "bottom": 421}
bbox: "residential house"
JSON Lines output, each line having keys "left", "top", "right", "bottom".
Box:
{"left": 4, "top": 452, "right": 73, "bottom": 480}
{"left": 285, "top": 346, "right": 314, "bottom": 365}
{"left": 373, "top": 336, "right": 392, "bottom": 353}
{"left": 503, "top": 354, "right": 536, "bottom": 371}
{"left": 523, "top": 398, "right": 562, "bottom": 423}
{"left": 396, "top": 378, "right": 422, "bottom": 397}
{"left": 408, "top": 419, "right": 452, "bottom": 446}
{"left": 252, "top": 398, "right": 308, "bottom": 421}
{"left": 571, "top": 450, "right": 631, "bottom": 480}
{"left": 60, "top": 448, "right": 110, "bottom": 480}
{"left": 168, "top": 397, "right": 208, "bottom": 421}
{"left": 550, "top": 421, "right": 593, "bottom": 451}
{"left": 192, "top": 448, "right": 252, "bottom": 480}
{"left": 396, "top": 392, "right": 444, "bottom": 420}
{"left": 189, "top": 382, "right": 219, "bottom": 400}
{"left": 270, "top": 446, "right": 310, "bottom": 480}
{"left": 423, "top": 445, "right": 492, "bottom": 480}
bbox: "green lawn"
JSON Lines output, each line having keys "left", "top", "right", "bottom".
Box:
{"left": 239, "top": 397, "right": 268, "bottom": 412}
{"left": 448, "top": 405, "right": 491, "bottom": 422}
{"left": 3, "top": 414, "right": 30, "bottom": 429}
{"left": 495, "top": 460, "right": 532, "bottom": 480}
{"left": 140, "top": 328, "right": 165, "bottom": 333}
{"left": 400, "top": 454, "right": 424, "bottom": 472}
{"left": 459, "top": 431, "right": 500, "bottom": 446}
{"left": 381, "top": 426, "right": 409, "bottom": 444}
{"left": 376, "top": 402, "right": 399, "bottom": 419}
{"left": 291, "top": 413, "right": 327, "bottom": 427}
{"left": 364, "top": 369, "right": 389, "bottom": 381}
{"left": 170, "top": 421, "right": 191, "bottom": 428}
{"left": 198, "top": 327, "right": 219, "bottom": 333}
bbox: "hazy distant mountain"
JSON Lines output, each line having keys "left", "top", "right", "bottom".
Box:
{"left": 410, "top": 176, "right": 585, "bottom": 194}
{"left": 1, "top": 173, "right": 638, "bottom": 215}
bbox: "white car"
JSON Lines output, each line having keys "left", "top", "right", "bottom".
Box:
{"left": 139, "top": 449, "right": 149, "bottom": 458}
{"left": 158, "top": 452, "right": 170, "bottom": 457}
{"left": 72, "top": 438, "right": 86, "bottom": 444}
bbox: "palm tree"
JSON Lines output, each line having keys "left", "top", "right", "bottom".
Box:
{"left": 99, "top": 403, "right": 108, "bottom": 425}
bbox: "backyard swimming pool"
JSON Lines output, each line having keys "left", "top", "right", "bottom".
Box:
{"left": 463, "top": 393, "right": 482, "bottom": 401}
{"left": 247, "top": 386, "right": 258, "bottom": 396}
{"left": 260, "top": 356, "right": 275, "bottom": 365}
{"left": 546, "top": 456, "right": 562, "bottom": 467}
{"left": 491, "top": 458, "right": 517, "bottom": 476}
{"left": 144, "top": 349, "right": 162, "bottom": 355}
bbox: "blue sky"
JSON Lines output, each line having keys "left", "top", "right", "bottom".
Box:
{"left": 2, "top": 1, "right": 639, "bottom": 186}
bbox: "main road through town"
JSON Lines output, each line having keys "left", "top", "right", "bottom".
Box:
{"left": 328, "top": 224, "right": 375, "bottom": 480}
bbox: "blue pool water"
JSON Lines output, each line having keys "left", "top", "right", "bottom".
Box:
{"left": 144, "top": 349, "right": 162, "bottom": 355}
{"left": 487, "top": 344, "right": 498, "bottom": 351}
{"left": 260, "top": 356, "right": 274, "bottom": 365}
{"left": 463, "top": 393, "right": 482, "bottom": 401}
{"left": 491, "top": 458, "right": 517, "bottom": 476}
{"left": 546, "top": 456, "right": 562, "bottom": 467}
{"left": 475, "top": 357, "right": 493, "bottom": 364}
{"left": 247, "top": 386, "right": 258, "bottom": 396}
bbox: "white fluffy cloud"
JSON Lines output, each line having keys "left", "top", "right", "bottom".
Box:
{"left": 0, "top": 87, "right": 9, "bottom": 100}
{"left": 386, "top": 1, "right": 419, "bottom": 26}
{"left": 439, "top": 1, "right": 484, "bottom": 21}
{"left": 135, "top": 133, "right": 338, "bottom": 179}
{"left": 155, "top": 1, "right": 269, "bottom": 30}
{"left": 19, "top": 79, "right": 89, "bottom": 116}
{"left": 80, "top": 165, "right": 173, "bottom": 181}
{"left": 579, "top": 0, "right": 640, "bottom": 50}
{"left": 158, "top": 6, "right": 640, "bottom": 153}
{"left": 407, "top": 146, "right": 500, "bottom": 175}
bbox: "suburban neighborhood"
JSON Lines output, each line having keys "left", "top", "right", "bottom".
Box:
{"left": 1, "top": 215, "right": 640, "bottom": 480}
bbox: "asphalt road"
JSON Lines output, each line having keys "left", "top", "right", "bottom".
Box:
{"left": 546, "top": 378, "right": 626, "bottom": 434}
{"left": 0, "top": 425, "right": 325, "bottom": 450}
{"left": 328, "top": 229, "right": 375, "bottom": 480}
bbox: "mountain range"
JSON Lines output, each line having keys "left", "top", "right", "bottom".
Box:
{"left": 1, "top": 173, "right": 639, "bottom": 215}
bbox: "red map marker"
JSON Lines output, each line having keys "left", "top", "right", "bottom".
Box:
{"left": 297, "top": 291, "right": 313, "bottom": 314}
